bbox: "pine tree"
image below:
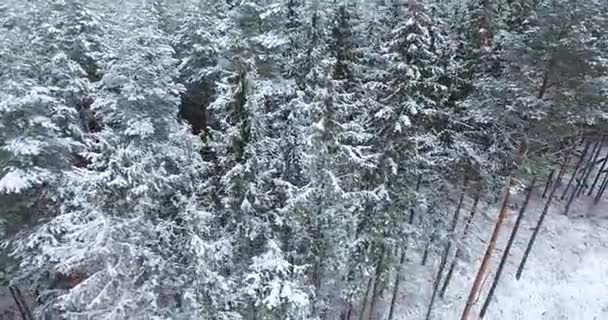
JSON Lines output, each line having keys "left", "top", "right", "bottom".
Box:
{"left": 9, "top": 2, "right": 207, "bottom": 318}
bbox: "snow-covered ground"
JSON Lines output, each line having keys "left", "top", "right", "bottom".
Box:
{"left": 388, "top": 188, "right": 608, "bottom": 320}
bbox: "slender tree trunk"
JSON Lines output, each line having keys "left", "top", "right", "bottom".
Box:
{"left": 560, "top": 140, "right": 591, "bottom": 200}
{"left": 358, "top": 277, "right": 373, "bottom": 320}
{"left": 368, "top": 249, "right": 385, "bottom": 320}
{"left": 542, "top": 169, "right": 555, "bottom": 198}
{"left": 588, "top": 148, "right": 608, "bottom": 196}
{"left": 565, "top": 140, "right": 597, "bottom": 215}
{"left": 342, "top": 303, "right": 353, "bottom": 320}
{"left": 387, "top": 248, "right": 406, "bottom": 320}
{"left": 516, "top": 165, "right": 562, "bottom": 279}
{"left": 460, "top": 146, "right": 524, "bottom": 320}
{"left": 553, "top": 148, "right": 572, "bottom": 191}
{"left": 480, "top": 177, "right": 537, "bottom": 318}
{"left": 410, "top": 175, "right": 422, "bottom": 224}
{"left": 421, "top": 238, "right": 432, "bottom": 266}
{"left": 594, "top": 172, "right": 608, "bottom": 204}
{"left": 425, "top": 245, "right": 449, "bottom": 320}
{"left": 387, "top": 177, "right": 421, "bottom": 320}
{"left": 440, "top": 189, "right": 481, "bottom": 299}
{"left": 577, "top": 138, "right": 602, "bottom": 197}
{"left": 9, "top": 285, "right": 34, "bottom": 320}
{"left": 425, "top": 187, "right": 466, "bottom": 319}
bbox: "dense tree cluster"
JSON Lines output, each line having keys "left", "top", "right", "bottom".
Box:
{"left": 1, "top": 0, "right": 607, "bottom": 319}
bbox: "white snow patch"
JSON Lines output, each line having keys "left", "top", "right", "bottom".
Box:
{"left": 381, "top": 190, "right": 608, "bottom": 320}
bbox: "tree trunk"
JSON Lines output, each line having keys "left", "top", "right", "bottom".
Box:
{"left": 577, "top": 138, "right": 602, "bottom": 197}
{"left": 460, "top": 146, "right": 524, "bottom": 320}
{"left": 516, "top": 165, "right": 561, "bottom": 279}
{"left": 358, "top": 277, "right": 373, "bottom": 320}
{"left": 541, "top": 169, "right": 555, "bottom": 198}
{"left": 588, "top": 148, "right": 608, "bottom": 196}
{"left": 368, "top": 249, "right": 385, "bottom": 320}
{"left": 425, "top": 187, "right": 466, "bottom": 319}
{"left": 421, "top": 238, "right": 432, "bottom": 266}
{"left": 424, "top": 245, "right": 449, "bottom": 320}
{"left": 565, "top": 140, "right": 597, "bottom": 215}
{"left": 554, "top": 147, "right": 573, "bottom": 190}
{"left": 388, "top": 177, "right": 421, "bottom": 320}
{"left": 440, "top": 189, "right": 481, "bottom": 299}
{"left": 479, "top": 177, "right": 536, "bottom": 318}
{"left": 409, "top": 175, "right": 422, "bottom": 224}
{"left": 387, "top": 248, "right": 406, "bottom": 320}
{"left": 560, "top": 140, "right": 591, "bottom": 200}
{"left": 9, "top": 285, "right": 34, "bottom": 320}
{"left": 594, "top": 172, "right": 608, "bottom": 204}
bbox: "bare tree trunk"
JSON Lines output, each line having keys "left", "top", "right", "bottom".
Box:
{"left": 368, "top": 249, "right": 385, "bottom": 320}
{"left": 387, "top": 248, "right": 406, "bottom": 320}
{"left": 342, "top": 303, "right": 353, "bottom": 320}
{"left": 424, "top": 187, "right": 466, "bottom": 319}
{"left": 542, "top": 169, "right": 555, "bottom": 198}
{"left": 588, "top": 148, "right": 608, "bottom": 196}
{"left": 387, "top": 177, "right": 422, "bottom": 320}
{"left": 9, "top": 285, "right": 34, "bottom": 320}
{"left": 560, "top": 140, "right": 591, "bottom": 200}
{"left": 358, "top": 277, "right": 373, "bottom": 320}
{"left": 421, "top": 237, "right": 432, "bottom": 266}
{"left": 440, "top": 189, "right": 481, "bottom": 298}
{"left": 480, "top": 177, "right": 537, "bottom": 318}
{"left": 595, "top": 172, "right": 608, "bottom": 204}
{"left": 565, "top": 139, "right": 598, "bottom": 215}
{"left": 577, "top": 138, "right": 602, "bottom": 197}
{"left": 460, "top": 146, "right": 524, "bottom": 320}
{"left": 516, "top": 165, "right": 562, "bottom": 279}
{"left": 553, "top": 148, "right": 572, "bottom": 191}
{"left": 409, "top": 175, "right": 422, "bottom": 224}
{"left": 424, "top": 245, "right": 449, "bottom": 320}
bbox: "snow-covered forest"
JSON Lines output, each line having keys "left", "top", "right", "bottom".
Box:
{"left": 1, "top": 0, "right": 608, "bottom": 319}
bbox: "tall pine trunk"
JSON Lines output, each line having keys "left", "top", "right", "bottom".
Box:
{"left": 387, "top": 248, "right": 406, "bottom": 320}
{"left": 387, "top": 177, "right": 422, "bottom": 320}
{"left": 479, "top": 177, "right": 536, "bottom": 318}
{"left": 588, "top": 148, "right": 608, "bottom": 196}
{"left": 565, "top": 138, "right": 598, "bottom": 215}
{"left": 424, "top": 245, "right": 449, "bottom": 320}
{"left": 421, "top": 236, "right": 433, "bottom": 266}
{"left": 425, "top": 187, "right": 466, "bottom": 319}
{"left": 516, "top": 162, "right": 562, "bottom": 279}
{"left": 440, "top": 189, "right": 481, "bottom": 298}
{"left": 542, "top": 169, "right": 555, "bottom": 198}
{"left": 9, "top": 285, "right": 34, "bottom": 320}
{"left": 358, "top": 277, "right": 373, "bottom": 320}
{"left": 560, "top": 139, "right": 591, "bottom": 200}
{"left": 460, "top": 146, "right": 524, "bottom": 320}
{"left": 594, "top": 172, "right": 608, "bottom": 204}
{"left": 576, "top": 138, "right": 601, "bottom": 197}
{"left": 368, "top": 248, "right": 385, "bottom": 320}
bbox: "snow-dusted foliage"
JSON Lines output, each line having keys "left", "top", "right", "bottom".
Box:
{"left": 1, "top": 0, "right": 607, "bottom": 319}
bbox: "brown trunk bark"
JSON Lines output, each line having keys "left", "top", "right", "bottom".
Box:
{"left": 480, "top": 177, "right": 537, "bottom": 318}
{"left": 460, "top": 147, "right": 525, "bottom": 320}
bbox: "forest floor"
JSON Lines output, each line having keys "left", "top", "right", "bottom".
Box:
{"left": 386, "top": 187, "right": 608, "bottom": 320}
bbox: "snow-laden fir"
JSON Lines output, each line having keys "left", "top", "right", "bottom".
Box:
{"left": 1, "top": 0, "right": 607, "bottom": 319}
